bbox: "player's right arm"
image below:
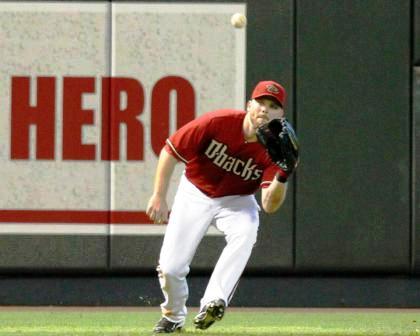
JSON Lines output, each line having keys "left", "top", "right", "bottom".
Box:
{"left": 146, "top": 149, "right": 178, "bottom": 224}
{"left": 147, "top": 110, "right": 215, "bottom": 223}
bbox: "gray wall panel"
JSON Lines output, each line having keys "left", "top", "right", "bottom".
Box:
{"left": 0, "top": 236, "right": 108, "bottom": 270}
{"left": 246, "top": 0, "right": 295, "bottom": 269}
{"left": 295, "top": 0, "right": 411, "bottom": 271}
{"left": 109, "top": 235, "right": 226, "bottom": 271}
{"left": 415, "top": 0, "right": 420, "bottom": 65}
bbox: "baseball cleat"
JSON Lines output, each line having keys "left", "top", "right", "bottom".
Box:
{"left": 153, "top": 316, "right": 184, "bottom": 333}
{"left": 193, "top": 299, "right": 226, "bottom": 330}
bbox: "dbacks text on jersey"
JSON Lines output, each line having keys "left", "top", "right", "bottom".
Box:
{"left": 204, "top": 139, "right": 263, "bottom": 181}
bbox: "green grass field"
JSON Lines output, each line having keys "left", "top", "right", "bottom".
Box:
{"left": 0, "top": 308, "right": 419, "bottom": 335}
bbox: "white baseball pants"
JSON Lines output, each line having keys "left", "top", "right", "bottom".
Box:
{"left": 157, "top": 174, "right": 260, "bottom": 322}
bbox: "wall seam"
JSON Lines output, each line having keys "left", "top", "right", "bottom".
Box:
{"left": 410, "top": 0, "right": 417, "bottom": 274}
{"left": 292, "top": 0, "right": 298, "bottom": 271}
{"left": 107, "top": 0, "right": 113, "bottom": 270}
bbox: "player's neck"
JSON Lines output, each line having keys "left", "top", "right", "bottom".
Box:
{"left": 243, "top": 113, "right": 258, "bottom": 143}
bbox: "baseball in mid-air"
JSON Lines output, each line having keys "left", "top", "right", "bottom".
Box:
{"left": 231, "top": 13, "right": 247, "bottom": 29}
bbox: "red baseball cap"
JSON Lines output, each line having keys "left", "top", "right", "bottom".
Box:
{"left": 251, "top": 80, "right": 286, "bottom": 107}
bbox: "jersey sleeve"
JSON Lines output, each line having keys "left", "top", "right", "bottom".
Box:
{"left": 164, "top": 113, "right": 213, "bottom": 163}
{"left": 260, "top": 164, "right": 288, "bottom": 188}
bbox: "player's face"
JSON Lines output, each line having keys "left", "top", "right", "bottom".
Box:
{"left": 247, "top": 97, "right": 285, "bottom": 128}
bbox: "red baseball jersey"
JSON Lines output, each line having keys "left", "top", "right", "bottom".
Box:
{"left": 164, "top": 109, "right": 285, "bottom": 197}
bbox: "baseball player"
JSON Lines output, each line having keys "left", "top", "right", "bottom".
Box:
{"left": 147, "top": 80, "right": 299, "bottom": 333}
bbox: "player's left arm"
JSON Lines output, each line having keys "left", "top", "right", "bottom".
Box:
{"left": 257, "top": 118, "right": 299, "bottom": 213}
{"left": 261, "top": 177, "right": 287, "bottom": 213}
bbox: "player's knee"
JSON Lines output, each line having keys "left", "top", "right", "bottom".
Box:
{"left": 157, "top": 263, "right": 189, "bottom": 280}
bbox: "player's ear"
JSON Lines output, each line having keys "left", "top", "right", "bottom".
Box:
{"left": 246, "top": 100, "right": 252, "bottom": 111}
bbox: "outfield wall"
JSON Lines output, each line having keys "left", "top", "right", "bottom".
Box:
{"left": 0, "top": 0, "right": 419, "bottom": 306}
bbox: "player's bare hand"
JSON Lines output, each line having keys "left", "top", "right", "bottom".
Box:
{"left": 146, "top": 194, "right": 169, "bottom": 224}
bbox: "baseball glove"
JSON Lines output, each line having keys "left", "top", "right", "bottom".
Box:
{"left": 256, "top": 118, "right": 299, "bottom": 182}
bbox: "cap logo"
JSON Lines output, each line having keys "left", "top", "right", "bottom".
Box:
{"left": 266, "top": 84, "right": 279, "bottom": 94}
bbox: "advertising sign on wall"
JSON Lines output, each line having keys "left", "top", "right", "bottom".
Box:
{"left": 0, "top": 2, "right": 246, "bottom": 235}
